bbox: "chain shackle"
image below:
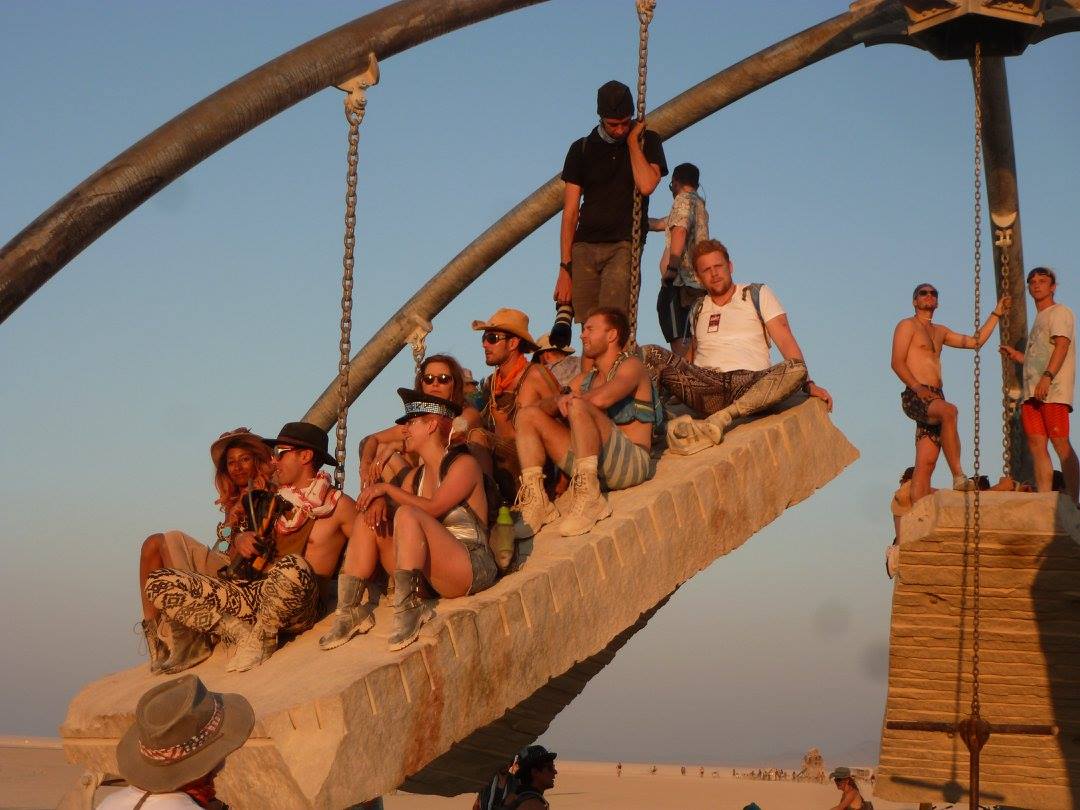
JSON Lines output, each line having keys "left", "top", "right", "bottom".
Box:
{"left": 970, "top": 42, "right": 984, "bottom": 722}
{"left": 627, "top": 0, "right": 656, "bottom": 347}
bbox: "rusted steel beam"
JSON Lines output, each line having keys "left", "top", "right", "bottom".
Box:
{"left": 973, "top": 56, "right": 1031, "bottom": 480}
{"left": 0, "top": 0, "right": 547, "bottom": 324}
{"left": 303, "top": 1, "right": 898, "bottom": 427}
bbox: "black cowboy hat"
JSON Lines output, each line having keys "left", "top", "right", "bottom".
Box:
{"left": 261, "top": 421, "right": 336, "bottom": 468}
{"left": 394, "top": 387, "right": 462, "bottom": 425}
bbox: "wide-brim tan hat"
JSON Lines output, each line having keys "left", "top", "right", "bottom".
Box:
{"left": 117, "top": 675, "right": 254, "bottom": 793}
{"left": 534, "top": 332, "right": 575, "bottom": 356}
{"left": 210, "top": 427, "right": 268, "bottom": 470}
{"left": 471, "top": 308, "right": 539, "bottom": 352}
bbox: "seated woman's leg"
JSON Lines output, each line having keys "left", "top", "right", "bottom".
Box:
{"left": 138, "top": 533, "right": 169, "bottom": 672}
{"left": 388, "top": 505, "right": 474, "bottom": 650}
{"left": 320, "top": 514, "right": 384, "bottom": 650}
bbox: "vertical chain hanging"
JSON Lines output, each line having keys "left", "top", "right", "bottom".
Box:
{"left": 627, "top": 0, "right": 656, "bottom": 346}
{"left": 997, "top": 230, "right": 1014, "bottom": 479}
{"left": 333, "top": 55, "right": 378, "bottom": 491}
{"left": 969, "top": 41, "right": 984, "bottom": 731}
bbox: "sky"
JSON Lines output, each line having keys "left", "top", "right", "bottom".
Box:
{"left": 2, "top": 0, "right": 1078, "bottom": 770}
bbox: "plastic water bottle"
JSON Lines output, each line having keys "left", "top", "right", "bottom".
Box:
{"left": 490, "top": 505, "right": 515, "bottom": 571}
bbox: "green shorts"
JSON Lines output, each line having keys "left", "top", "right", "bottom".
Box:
{"left": 559, "top": 426, "right": 654, "bottom": 491}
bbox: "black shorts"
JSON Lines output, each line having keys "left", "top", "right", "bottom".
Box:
{"left": 901, "top": 385, "right": 943, "bottom": 445}
{"left": 656, "top": 283, "right": 704, "bottom": 343}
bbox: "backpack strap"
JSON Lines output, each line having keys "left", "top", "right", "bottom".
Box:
{"left": 740, "top": 283, "right": 772, "bottom": 349}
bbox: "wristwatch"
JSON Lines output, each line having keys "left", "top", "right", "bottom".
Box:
{"left": 559, "top": 261, "right": 573, "bottom": 275}
{"left": 1043, "top": 369, "right": 1056, "bottom": 380}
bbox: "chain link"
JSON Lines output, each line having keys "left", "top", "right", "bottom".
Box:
{"left": 999, "top": 239, "right": 1013, "bottom": 478}
{"left": 334, "top": 93, "right": 367, "bottom": 490}
{"left": 627, "top": 0, "right": 656, "bottom": 347}
{"left": 970, "top": 42, "right": 984, "bottom": 724}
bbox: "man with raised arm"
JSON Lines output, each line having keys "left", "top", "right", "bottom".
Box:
{"left": 1001, "top": 266, "right": 1078, "bottom": 501}
{"left": 146, "top": 422, "right": 355, "bottom": 673}
{"left": 892, "top": 283, "right": 1009, "bottom": 500}
{"left": 514, "top": 307, "right": 661, "bottom": 538}
{"left": 640, "top": 239, "right": 832, "bottom": 455}
{"left": 551, "top": 80, "right": 667, "bottom": 348}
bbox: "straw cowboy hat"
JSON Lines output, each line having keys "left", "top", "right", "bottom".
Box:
{"left": 471, "top": 308, "right": 539, "bottom": 352}
{"left": 534, "top": 332, "right": 576, "bottom": 356}
{"left": 209, "top": 427, "right": 268, "bottom": 470}
{"left": 116, "top": 675, "right": 254, "bottom": 792}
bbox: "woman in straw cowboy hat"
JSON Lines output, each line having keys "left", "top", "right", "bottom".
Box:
{"left": 99, "top": 674, "right": 253, "bottom": 809}
{"left": 138, "top": 428, "right": 273, "bottom": 675}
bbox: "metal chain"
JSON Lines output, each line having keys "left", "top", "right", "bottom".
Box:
{"left": 998, "top": 235, "right": 1013, "bottom": 479}
{"left": 627, "top": 0, "right": 656, "bottom": 347}
{"left": 334, "top": 93, "right": 367, "bottom": 490}
{"left": 970, "top": 42, "right": 984, "bottom": 724}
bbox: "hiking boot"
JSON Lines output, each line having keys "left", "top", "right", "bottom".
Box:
{"left": 513, "top": 467, "right": 559, "bottom": 539}
{"left": 666, "top": 410, "right": 732, "bottom": 456}
{"left": 558, "top": 461, "right": 612, "bottom": 537}
{"left": 319, "top": 575, "right": 375, "bottom": 650}
{"left": 159, "top": 622, "right": 212, "bottom": 674}
{"left": 226, "top": 618, "right": 277, "bottom": 673}
{"left": 139, "top": 617, "right": 170, "bottom": 675}
{"left": 885, "top": 542, "right": 900, "bottom": 580}
{"left": 952, "top": 474, "right": 977, "bottom": 492}
{"left": 388, "top": 569, "right": 436, "bottom": 652}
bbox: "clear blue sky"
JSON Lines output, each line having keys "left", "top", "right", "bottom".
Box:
{"left": 2, "top": 1, "right": 1077, "bottom": 769}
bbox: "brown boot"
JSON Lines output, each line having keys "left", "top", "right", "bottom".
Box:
{"left": 139, "top": 617, "right": 169, "bottom": 674}
{"left": 159, "top": 622, "right": 212, "bottom": 674}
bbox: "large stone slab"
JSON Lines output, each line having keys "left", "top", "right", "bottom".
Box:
{"left": 61, "top": 399, "right": 856, "bottom": 808}
{"left": 876, "top": 490, "right": 1080, "bottom": 809}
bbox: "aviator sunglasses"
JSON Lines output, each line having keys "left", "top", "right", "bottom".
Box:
{"left": 422, "top": 372, "right": 454, "bottom": 385}
{"left": 482, "top": 332, "right": 511, "bottom": 345}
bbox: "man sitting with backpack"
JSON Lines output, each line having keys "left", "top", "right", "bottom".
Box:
{"left": 641, "top": 239, "right": 833, "bottom": 454}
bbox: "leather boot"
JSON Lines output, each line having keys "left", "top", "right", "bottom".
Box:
{"left": 388, "top": 569, "right": 435, "bottom": 652}
{"left": 558, "top": 456, "right": 612, "bottom": 537}
{"left": 139, "top": 617, "right": 170, "bottom": 675}
{"left": 226, "top": 617, "right": 277, "bottom": 673}
{"left": 512, "top": 466, "right": 559, "bottom": 539}
{"left": 159, "top": 621, "right": 212, "bottom": 674}
{"left": 666, "top": 409, "right": 733, "bottom": 456}
{"left": 319, "top": 574, "right": 376, "bottom": 650}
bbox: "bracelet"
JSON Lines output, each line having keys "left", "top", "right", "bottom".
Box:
{"left": 1043, "top": 370, "right": 1056, "bottom": 380}
{"left": 560, "top": 261, "right": 573, "bottom": 275}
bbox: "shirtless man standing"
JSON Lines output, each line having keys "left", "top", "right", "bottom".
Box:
{"left": 891, "top": 283, "right": 1009, "bottom": 500}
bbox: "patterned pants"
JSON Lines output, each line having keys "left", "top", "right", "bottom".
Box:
{"left": 146, "top": 554, "right": 319, "bottom": 637}
{"left": 640, "top": 346, "right": 807, "bottom": 418}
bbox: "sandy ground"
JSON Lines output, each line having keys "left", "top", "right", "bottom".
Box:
{"left": 1, "top": 740, "right": 919, "bottom": 810}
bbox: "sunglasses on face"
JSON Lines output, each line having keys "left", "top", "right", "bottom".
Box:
{"left": 482, "top": 332, "right": 510, "bottom": 345}
{"left": 422, "top": 373, "right": 453, "bottom": 385}
{"left": 271, "top": 446, "right": 297, "bottom": 460}
{"left": 917, "top": 289, "right": 939, "bottom": 298}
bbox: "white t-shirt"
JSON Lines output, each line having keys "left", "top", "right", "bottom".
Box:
{"left": 1023, "top": 302, "right": 1076, "bottom": 408}
{"left": 98, "top": 786, "right": 201, "bottom": 809}
{"left": 693, "top": 283, "right": 785, "bottom": 372}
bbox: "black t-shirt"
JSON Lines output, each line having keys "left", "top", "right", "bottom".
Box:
{"left": 561, "top": 127, "right": 668, "bottom": 244}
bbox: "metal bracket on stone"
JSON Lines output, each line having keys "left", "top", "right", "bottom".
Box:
{"left": 991, "top": 210, "right": 1017, "bottom": 248}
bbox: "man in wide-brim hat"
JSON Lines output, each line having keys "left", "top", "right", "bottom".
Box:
{"left": 99, "top": 674, "right": 253, "bottom": 808}
{"left": 533, "top": 332, "right": 581, "bottom": 389}
{"left": 470, "top": 308, "right": 560, "bottom": 499}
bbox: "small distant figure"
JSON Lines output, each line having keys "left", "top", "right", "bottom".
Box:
{"left": 509, "top": 745, "right": 558, "bottom": 810}
{"left": 650, "top": 765, "right": 658, "bottom": 775}
{"left": 534, "top": 332, "right": 582, "bottom": 389}
{"left": 463, "top": 367, "right": 481, "bottom": 407}
{"left": 680, "top": 765, "right": 686, "bottom": 775}
{"left": 828, "top": 766, "right": 873, "bottom": 809}
{"left": 700, "top": 765, "right": 705, "bottom": 778}
{"left": 616, "top": 761, "right": 622, "bottom": 777}
{"left": 1000, "top": 266, "right": 1078, "bottom": 502}
{"left": 97, "top": 674, "right": 253, "bottom": 809}
{"left": 891, "top": 282, "right": 1008, "bottom": 498}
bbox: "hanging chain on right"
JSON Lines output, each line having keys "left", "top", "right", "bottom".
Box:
{"left": 970, "top": 41, "right": 985, "bottom": 729}
{"left": 626, "top": 0, "right": 656, "bottom": 347}
{"left": 995, "top": 218, "right": 1015, "bottom": 480}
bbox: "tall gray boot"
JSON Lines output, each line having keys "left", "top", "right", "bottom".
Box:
{"left": 319, "top": 574, "right": 376, "bottom": 650}
{"left": 388, "top": 570, "right": 435, "bottom": 652}
{"left": 139, "top": 617, "right": 170, "bottom": 674}
{"left": 159, "top": 621, "right": 212, "bottom": 674}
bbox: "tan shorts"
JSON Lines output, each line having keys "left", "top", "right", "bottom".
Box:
{"left": 571, "top": 241, "right": 632, "bottom": 323}
{"left": 160, "top": 530, "right": 229, "bottom": 578}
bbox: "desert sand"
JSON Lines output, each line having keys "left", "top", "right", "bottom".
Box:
{"left": 2, "top": 738, "right": 919, "bottom": 809}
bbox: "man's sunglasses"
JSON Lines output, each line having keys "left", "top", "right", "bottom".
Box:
{"left": 916, "top": 289, "right": 939, "bottom": 298}
{"left": 271, "top": 446, "right": 299, "bottom": 460}
{"left": 482, "top": 332, "right": 510, "bottom": 345}
{"left": 422, "top": 373, "right": 453, "bottom": 385}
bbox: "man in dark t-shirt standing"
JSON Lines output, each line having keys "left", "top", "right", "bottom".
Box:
{"left": 555, "top": 80, "right": 667, "bottom": 344}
